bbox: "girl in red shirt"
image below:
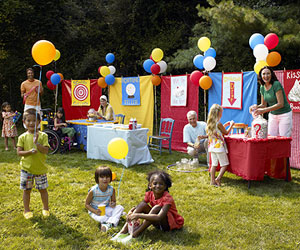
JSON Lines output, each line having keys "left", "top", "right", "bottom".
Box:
{"left": 112, "top": 170, "right": 184, "bottom": 243}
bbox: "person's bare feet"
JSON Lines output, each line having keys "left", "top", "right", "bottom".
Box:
{"left": 215, "top": 178, "right": 221, "bottom": 187}
{"left": 210, "top": 182, "right": 218, "bottom": 187}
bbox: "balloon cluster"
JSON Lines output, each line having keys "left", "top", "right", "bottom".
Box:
{"left": 97, "top": 53, "right": 116, "bottom": 88}
{"left": 46, "top": 71, "right": 64, "bottom": 90}
{"left": 190, "top": 37, "right": 216, "bottom": 90}
{"left": 249, "top": 33, "right": 281, "bottom": 74}
{"left": 31, "top": 40, "right": 63, "bottom": 90}
{"left": 143, "top": 48, "right": 168, "bottom": 86}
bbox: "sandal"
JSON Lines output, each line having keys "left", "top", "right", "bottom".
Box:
{"left": 42, "top": 210, "right": 50, "bottom": 217}
{"left": 23, "top": 211, "right": 33, "bottom": 219}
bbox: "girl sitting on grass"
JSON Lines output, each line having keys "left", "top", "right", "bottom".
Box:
{"left": 85, "top": 166, "right": 124, "bottom": 232}
{"left": 206, "top": 104, "right": 234, "bottom": 187}
{"left": 112, "top": 170, "right": 184, "bottom": 244}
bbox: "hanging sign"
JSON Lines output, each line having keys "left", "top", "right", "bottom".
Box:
{"left": 71, "top": 80, "right": 90, "bottom": 106}
{"left": 122, "top": 77, "right": 141, "bottom": 105}
{"left": 285, "top": 69, "right": 300, "bottom": 112}
{"left": 170, "top": 75, "right": 187, "bottom": 106}
{"left": 221, "top": 72, "right": 243, "bottom": 109}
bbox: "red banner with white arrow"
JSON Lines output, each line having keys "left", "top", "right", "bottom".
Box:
{"left": 221, "top": 72, "right": 243, "bottom": 109}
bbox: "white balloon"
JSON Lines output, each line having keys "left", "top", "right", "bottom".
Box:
{"left": 203, "top": 56, "right": 216, "bottom": 71}
{"left": 253, "top": 44, "right": 269, "bottom": 61}
{"left": 157, "top": 60, "right": 167, "bottom": 73}
{"left": 108, "top": 65, "right": 116, "bottom": 75}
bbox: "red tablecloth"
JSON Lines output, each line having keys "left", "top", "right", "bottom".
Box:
{"left": 223, "top": 134, "right": 292, "bottom": 181}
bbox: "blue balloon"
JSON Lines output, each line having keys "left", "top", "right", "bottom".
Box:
{"left": 249, "top": 33, "right": 264, "bottom": 50}
{"left": 193, "top": 55, "right": 204, "bottom": 70}
{"left": 50, "top": 73, "right": 61, "bottom": 85}
{"left": 106, "top": 53, "right": 115, "bottom": 64}
{"left": 105, "top": 74, "right": 115, "bottom": 85}
{"left": 143, "top": 59, "right": 155, "bottom": 73}
{"left": 204, "top": 47, "right": 216, "bottom": 58}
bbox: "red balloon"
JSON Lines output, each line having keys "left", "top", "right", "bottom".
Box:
{"left": 264, "top": 33, "right": 279, "bottom": 50}
{"left": 190, "top": 70, "right": 204, "bottom": 86}
{"left": 150, "top": 64, "right": 160, "bottom": 75}
{"left": 47, "top": 80, "right": 56, "bottom": 90}
{"left": 46, "top": 70, "right": 54, "bottom": 79}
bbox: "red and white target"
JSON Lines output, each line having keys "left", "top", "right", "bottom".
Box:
{"left": 73, "top": 84, "right": 88, "bottom": 101}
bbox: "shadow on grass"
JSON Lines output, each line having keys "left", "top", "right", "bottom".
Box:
{"left": 31, "top": 214, "right": 89, "bottom": 248}
{"left": 139, "top": 227, "right": 201, "bottom": 247}
{"left": 220, "top": 174, "right": 300, "bottom": 198}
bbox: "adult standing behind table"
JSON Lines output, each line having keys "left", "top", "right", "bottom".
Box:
{"left": 20, "top": 68, "right": 43, "bottom": 113}
{"left": 183, "top": 110, "right": 209, "bottom": 165}
{"left": 97, "top": 95, "right": 115, "bottom": 121}
{"left": 249, "top": 66, "right": 292, "bottom": 137}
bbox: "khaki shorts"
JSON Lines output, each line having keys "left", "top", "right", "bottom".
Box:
{"left": 210, "top": 152, "right": 229, "bottom": 167}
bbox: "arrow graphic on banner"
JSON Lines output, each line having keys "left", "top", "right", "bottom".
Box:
{"left": 228, "top": 81, "right": 236, "bottom": 105}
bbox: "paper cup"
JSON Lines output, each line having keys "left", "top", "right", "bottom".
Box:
{"left": 98, "top": 204, "right": 106, "bottom": 216}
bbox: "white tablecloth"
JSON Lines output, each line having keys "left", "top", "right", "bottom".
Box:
{"left": 87, "top": 126, "right": 154, "bottom": 167}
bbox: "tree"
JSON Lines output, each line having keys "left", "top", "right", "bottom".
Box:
{"left": 169, "top": 0, "right": 300, "bottom": 72}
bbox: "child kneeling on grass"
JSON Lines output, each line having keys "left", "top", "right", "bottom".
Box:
{"left": 17, "top": 109, "right": 50, "bottom": 219}
{"left": 112, "top": 170, "right": 184, "bottom": 244}
{"left": 85, "top": 166, "right": 124, "bottom": 232}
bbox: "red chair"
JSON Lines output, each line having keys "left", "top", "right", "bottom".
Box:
{"left": 148, "top": 118, "right": 175, "bottom": 154}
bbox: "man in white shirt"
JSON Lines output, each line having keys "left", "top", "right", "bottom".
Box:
{"left": 183, "top": 110, "right": 208, "bottom": 165}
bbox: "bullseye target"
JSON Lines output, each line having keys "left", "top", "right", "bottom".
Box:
{"left": 73, "top": 84, "right": 88, "bottom": 101}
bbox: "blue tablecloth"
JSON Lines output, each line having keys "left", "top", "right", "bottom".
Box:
{"left": 67, "top": 119, "right": 114, "bottom": 150}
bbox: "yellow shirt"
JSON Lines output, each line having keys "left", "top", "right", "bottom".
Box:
{"left": 17, "top": 131, "right": 50, "bottom": 175}
{"left": 97, "top": 103, "right": 114, "bottom": 120}
{"left": 20, "top": 79, "right": 43, "bottom": 106}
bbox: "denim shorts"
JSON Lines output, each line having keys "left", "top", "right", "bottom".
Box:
{"left": 20, "top": 169, "right": 48, "bottom": 190}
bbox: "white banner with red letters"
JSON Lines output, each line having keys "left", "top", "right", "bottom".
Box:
{"left": 221, "top": 72, "right": 243, "bottom": 109}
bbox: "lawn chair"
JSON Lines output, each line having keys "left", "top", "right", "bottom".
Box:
{"left": 224, "top": 122, "right": 248, "bottom": 134}
{"left": 148, "top": 118, "right": 175, "bottom": 154}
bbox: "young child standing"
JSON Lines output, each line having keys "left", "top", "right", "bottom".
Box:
{"left": 112, "top": 170, "right": 184, "bottom": 244}
{"left": 85, "top": 166, "right": 124, "bottom": 232}
{"left": 17, "top": 109, "right": 50, "bottom": 219}
{"left": 1, "top": 102, "right": 18, "bottom": 150}
{"left": 206, "top": 104, "right": 234, "bottom": 187}
{"left": 54, "top": 107, "right": 76, "bottom": 138}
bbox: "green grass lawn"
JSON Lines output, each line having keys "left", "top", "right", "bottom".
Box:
{"left": 1, "top": 134, "right": 300, "bottom": 250}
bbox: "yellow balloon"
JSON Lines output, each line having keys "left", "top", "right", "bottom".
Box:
{"left": 112, "top": 172, "right": 117, "bottom": 181}
{"left": 31, "top": 40, "right": 56, "bottom": 66}
{"left": 54, "top": 49, "right": 61, "bottom": 61}
{"left": 107, "top": 137, "right": 129, "bottom": 159}
{"left": 254, "top": 60, "right": 268, "bottom": 74}
{"left": 197, "top": 37, "right": 211, "bottom": 52}
{"left": 100, "top": 66, "right": 110, "bottom": 77}
{"left": 151, "top": 48, "right": 164, "bottom": 62}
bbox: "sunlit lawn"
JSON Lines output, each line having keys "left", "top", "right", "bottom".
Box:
{"left": 1, "top": 132, "right": 300, "bottom": 250}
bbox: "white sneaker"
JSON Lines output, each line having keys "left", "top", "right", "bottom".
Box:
{"left": 111, "top": 232, "right": 129, "bottom": 242}
{"left": 120, "top": 234, "right": 133, "bottom": 244}
{"left": 101, "top": 223, "right": 112, "bottom": 232}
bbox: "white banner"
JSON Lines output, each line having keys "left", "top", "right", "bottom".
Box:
{"left": 221, "top": 72, "right": 243, "bottom": 109}
{"left": 170, "top": 75, "right": 187, "bottom": 106}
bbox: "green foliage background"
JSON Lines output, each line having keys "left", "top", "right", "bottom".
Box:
{"left": 1, "top": 0, "right": 300, "bottom": 119}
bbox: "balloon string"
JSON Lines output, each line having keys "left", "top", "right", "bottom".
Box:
{"left": 117, "top": 164, "right": 126, "bottom": 198}
{"left": 34, "top": 65, "right": 42, "bottom": 139}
